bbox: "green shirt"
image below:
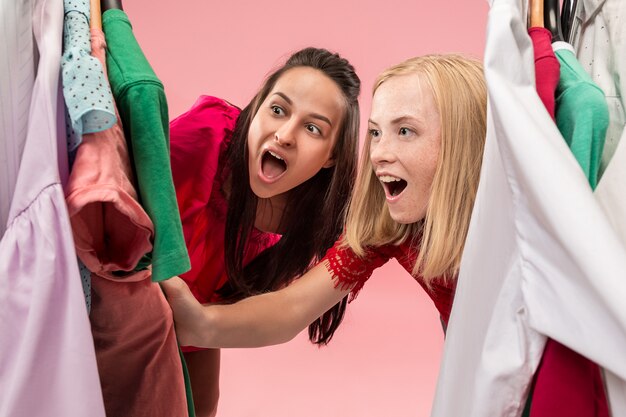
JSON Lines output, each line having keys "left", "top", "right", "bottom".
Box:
{"left": 102, "top": 9, "right": 190, "bottom": 281}
{"left": 554, "top": 47, "right": 609, "bottom": 189}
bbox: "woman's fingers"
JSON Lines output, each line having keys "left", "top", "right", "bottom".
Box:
{"left": 160, "top": 276, "right": 207, "bottom": 346}
{"left": 160, "top": 276, "right": 191, "bottom": 300}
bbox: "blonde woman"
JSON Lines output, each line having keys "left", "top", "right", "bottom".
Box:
{"left": 161, "top": 54, "right": 487, "bottom": 349}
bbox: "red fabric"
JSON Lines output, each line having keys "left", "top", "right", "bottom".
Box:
{"left": 529, "top": 27, "right": 560, "bottom": 120}
{"left": 170, "top": 96, "right": 281, "bottom": 351}
{"left": 531, "top": 340, "right": 610, "bottom": 417}
{"left": 322, "top": 239, "right": 456, "bottom": 325}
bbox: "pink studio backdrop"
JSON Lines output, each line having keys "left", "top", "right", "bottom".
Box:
{"left": 124, "top": 1, "right": 488, "bottom": 416}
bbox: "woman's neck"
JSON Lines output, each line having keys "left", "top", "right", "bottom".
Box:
{"left": 254, "top": 193, "right": 289, "bottom": 233}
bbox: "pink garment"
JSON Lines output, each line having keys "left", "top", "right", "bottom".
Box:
{"left": 77, "top": 28, "right": 188, "bottom": 417}
{"left": 529, "top": 27, "right": 560, "bottom": 120}
{"left": 89, "top": 270, "right": 189, "bottom": 417}
{"left": 0, "top": 0, "right": 105, "bottom": 415}
{"left": 65, "top": 29, "right": 153, "bottom": 277}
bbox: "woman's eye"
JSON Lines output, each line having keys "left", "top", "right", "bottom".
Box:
{"left": 368, "top": 129, "right": 380, "bottom": 138}
{"left": 306, "top": 124, "right": 322, "bottom": 135}
{"left": 399, "top": 127, "right": 412, "bottom": 136}
{"left": 271, "top": 105, "right": 285, "bottom": 116}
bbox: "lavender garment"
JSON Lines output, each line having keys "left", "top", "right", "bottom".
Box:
{"left": 0, "top": 0, "right": 35, "bottom": 235}
{"left": 0, "top": 0, "right": 105, "bottom": 415}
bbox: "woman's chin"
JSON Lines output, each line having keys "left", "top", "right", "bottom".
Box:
{"left": 388, "top": 206, "right": 424, "bottom": 225}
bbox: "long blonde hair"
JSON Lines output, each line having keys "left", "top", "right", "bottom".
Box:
{"left": 344, "top": 54, "right": 487, "bottom": 283}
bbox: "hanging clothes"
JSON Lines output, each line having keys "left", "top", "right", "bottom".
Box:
{"left": 521, "top": 27, "right": 561, "bottom": 417}
{"left": 431, "top": 0, "right": 626, "bottom": 416}
{"left": 90, "top": 272, "right": 190, "bottom": 417}
{"left": 576, "top": 0, "right": 626, "bottom": 408}
{"left": 553, "top": 42, "right": 608, "bottom": 189}
{"left": 574, "top": 0, "right": 626, "bottom": 178}
{"left": 102, "top": 8, "right": 190, "bottom": 282}
{"left": 0, "top": 0, "right": 36, "bottom": 236}
{"left": 529, "top": 27, "right": 560, "bottom": 120}
{"left": 82, "top": 25, "right": 188, "bottom": 417}
{"left": 61, "top": 0, "right": 116, "bottom": 151}
{"left": 64, "top": 63, "right": 154, "bottom": 277}
{"left": 527, "top": 39, "right": 610, "bottom": 417}
{"left": 0, "top": 0, "right": 105, "bottom": 415}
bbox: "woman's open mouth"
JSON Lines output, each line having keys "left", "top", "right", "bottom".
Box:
{"left": 260, "top": 149, "right": 288, "bottom": 182}
{"left": 379, "top": 174, "right": 407, "bottom": 200}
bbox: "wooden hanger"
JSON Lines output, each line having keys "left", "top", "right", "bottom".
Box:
{"left": 529, "top": 0, "right": 544, "bottom": 27}
{"left": 90, "top": 0, "right": 101, "bottom": 30}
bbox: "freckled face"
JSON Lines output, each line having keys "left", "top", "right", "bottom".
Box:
{"left": 247, "top": 67, "right": 345, "bottom": 199}
{"left": 368, "top": 73, "right": 441, "bottom": 224}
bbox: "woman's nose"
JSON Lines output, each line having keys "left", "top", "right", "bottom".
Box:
{"left": 369, "top": 134, "right": 396, "bottom": 165}
{"left": 274, "top": 120, "right": 296, "bottom": 147}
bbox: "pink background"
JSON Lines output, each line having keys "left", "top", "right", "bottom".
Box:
{"left": 124, "top": 1, "right": 489, "bottom": 415}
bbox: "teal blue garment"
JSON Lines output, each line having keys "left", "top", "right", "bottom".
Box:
{"left": 554, "top": 47, "right": 609, "bottom": 189}
{"left": 102, "top": 9, "right": 190, "bottom": 281}
{"left": 61, "top": 0, "right": 116, "bottom": 151}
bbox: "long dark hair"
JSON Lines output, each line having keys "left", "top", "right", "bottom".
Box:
{"left": 217, "top": 47, "right": 360, "bottom": 345}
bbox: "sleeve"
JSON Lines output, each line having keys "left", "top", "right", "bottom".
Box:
{"left": 170, "top": 95, "right": 240, "bottom": 227}
{"left": 320, "top": 238, "right": 393, "bottom": 301}
{"left": 528, "top": 27, "right": 560, "bottom": 120}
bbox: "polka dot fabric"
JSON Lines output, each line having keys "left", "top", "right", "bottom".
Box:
{"left": 62, "top": 0, "right": 116, "bottom": 151}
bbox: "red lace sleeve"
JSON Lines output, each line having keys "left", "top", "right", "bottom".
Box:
{"left": 321, "top": 239, "right": 392, "bottom": 301}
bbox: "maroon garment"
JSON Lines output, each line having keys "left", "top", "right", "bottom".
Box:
{"left": 531, "top": 340, "right": 610, "bottom": 417}
{"left": 529, "top": 27, "right": 560, "bottom": 120}
{"left": 322, "top": 239, "right": 456, "bottom": 325}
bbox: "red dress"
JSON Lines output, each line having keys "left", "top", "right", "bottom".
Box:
{"left": 322, "top": 239, "right": 456, "bottom": 325}
{"left": 170, "top": 96, "right": 281, "bottom": 350}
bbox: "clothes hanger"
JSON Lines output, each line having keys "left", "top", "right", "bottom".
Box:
{"left": 90, "top": 0, "right": 101, "bottom": 29}
{"left": 560, "top": 0, "right": 578, "bottom": 43}
{"left": 529, "top": 0, "right": 544, "bottom": 27}
{"left": 100, "top": 0, "right": 123, "bottom": 12}
{"left": 544, "top": 0, "right": 565, "bottom": 42}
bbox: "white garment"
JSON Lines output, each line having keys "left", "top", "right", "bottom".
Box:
{"left": 0, "top": 0, "right": 36, "bottom": 236}
{"left": 581, "top": 0, "right": 626, "bottom": 408}
{"left": 575, "top": 0, "right": 626, "bottom": 178}
{"left": 431, "top": 0, "right": 626, "bottom": 416}
{"left": 0, "top": 0, "right": 105, "bottom": 415}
